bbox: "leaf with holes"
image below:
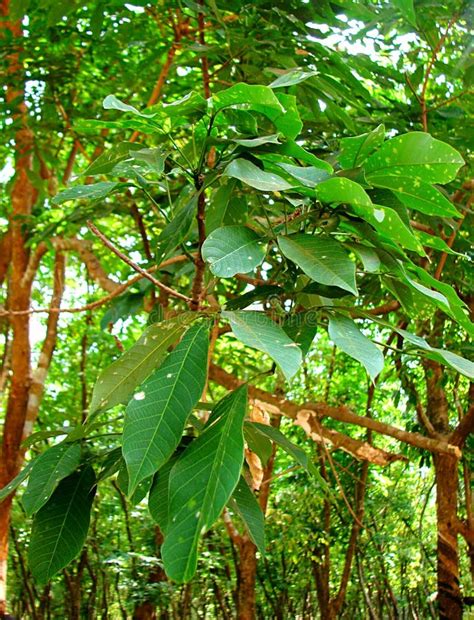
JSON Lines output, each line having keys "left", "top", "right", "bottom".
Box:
{"left": 161, "top": 386, "right": 247, "bottom": 582}
{"left": 28, "top": 466, "right": 96, "bottom": 584}
{"left": 122, "top": 321, "right": 209, "bottom": 496}
{"left": 222, "top": 311, "right": 303, "bottom": 381}
{"left": 202, "top": 225, "right": 266, "bottom": 277}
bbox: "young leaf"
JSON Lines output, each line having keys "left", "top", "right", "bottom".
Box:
{"left": 161, "top": 386, "right": 248, "bottom": 583}
{"left": 103, "top": 94, "right": 155, "bottom": 118}
{"left": 51, "top": 182, "right": 122, "bottom": 206}
{"left": 22, "top": 442, "right": 82, "bottom": 517}
{"left": 223, "top": 159, "right": 293, "bottom": 192}
{"left": 89, "top": 313, "right": 194, "bottom": 415}
{"left": 269, "top": 68, "right": 318, "bottom": 88}
{"left": 339, "top": 124, "right": 385, "bottom": 169}
{"left": 328, "top": 314, "right": 384, "bottom": 381}
{"left": 122, "top": 321, "right": 209, "bottom": 496}
{"left": 229, "top": 476, "right": 265, "bottom": 553}
{"left": 364, "top": 133, "right": 464, "bottom": 184}
{"left": 28, "top": 466, "right": 96, "bottom": 584}
{"left": 202, "top": 225, "right": 266, "bottom": 277}
{"left": 278, "top": 234, "right": 358, "bottom": 296}
{"left": 222, "top": 310, "right": 303, "bottom": 381}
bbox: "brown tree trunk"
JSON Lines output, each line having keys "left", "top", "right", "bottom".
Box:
{"left": 0, "top": 1, "right": 35, "bottom": 613}
{"left": 236, "top": 540, "right": 258, "bottom": 620}
{"left": 434, "top": 453, "right": 462, "bottom": 620}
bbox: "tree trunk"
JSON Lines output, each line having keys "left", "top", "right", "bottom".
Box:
{"left": 236, "top": 539, "right": 257, "bottom": 620}
{"left": 434, "top": 453, "right": 462, "bottom": 619}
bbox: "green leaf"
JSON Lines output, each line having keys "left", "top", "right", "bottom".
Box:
{"left": 51, "top": 182, "right": 122, "bottom": 205}
{"left": 148, "top": 457, "right": 177, "bottom": 533}
{"left": 103, "top": 94, "right": 155, "bottom": 118}
{"left": 364, "top": 133, "right": 465, "bottom": 184}
{"left": 28, "top": 467, "right": 96, "bottom": 584}
{"left": 122, "top": 322, "right": 209, "bottom": 496}
{"left": 155, "top": 194, "right": 196, "bottom": 264}
{"left": 349, "top": 203, "right": 425, "bottom": 255}
{"left": 269, "top": 68, "right": 318, "bottom": 88}
{"left": 328, "top": 314, "right": 384, "bottom": 380}
{"left": 0, "top": 460, "right": 36, "bottom": 502}
{"left": 367, "top": 175, "right": 459, "bottom": 217}
{"left": 393, "top": 0, "right": 417, "bottom": 26}
{"left": 278, "top": 234, "right": 358, "bottom": 296}
{"left": 89, "top": 314, "right": 194, "bottom": 415}
{"left": 249, "top": 422, "right": 317, "bottom": 477}
{"left": 229, "top": 476, "right": 265, "bottom": 553}
{"left": 225, "top": 285, "right": 284, "bottom": 311}
{"left": 244, "top": 423, "right": 273, "bottom": 466}
{"left": 22, "top": 443, "right": 82, "bottom": 517}
{"left": 339, "top": 124, "right": 385, "bottom": 169}
{"left": 202, "top": 225, "right": 266, "bottom": 277}
{"left": 232, "top": 134, "right": 280, "bottom": 147}
{"left": 224, "top": 159, "right": 293, "bottom": 191}
{"left": 212, "top": 84, "right": 284, "bottom": 115}
{"left": 222, "top": 311, "right": 303, "bottom": 381}
{"left": 161, "top": 386, "right": 248, "bottom": 582}
{"left": 130, "top": 147, "right": 166, "bottom": 175}
{"left": 277, "top": 163, "right": 329, "bottom": 187}
{"left": 283, "top": 313, "right": 317, "bottom": 357}
{"left": 316, "top": 177, "right": 372, "bottom": 207}
{"left": 81, "top": 142, "right": 144, "bottom": 176}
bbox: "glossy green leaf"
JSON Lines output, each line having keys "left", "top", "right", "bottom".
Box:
{"left": 269, "top": 68, "right": 318, "bottom": 88}
{"left": 278, "top": 234, "right": 358, "bottom": 296}
{"left": 229, "top": 476, "right": 265, "bottom": 553}
{"left": 349, "top": 203, "right": 424, "bottom": 255}
{"left": 339, "top": 124, "right": 385, "bottom": 169}
{"left": 222, "top": 311, "right": 303, "bottom": 381}
{"left": 28, "top": 467, "right": 96, "bottom": 584}
{"left": 316, "top": 177, "right": 372, "bottom": 207}
{"left": 103, "top": 94, "right": 155, "bottom": 118}
{"left": 277, "top": 163, "right": 329, "bottom": 187}
{"left": 148, "top": 457, "right": 177, "bottom": 533}
{"left": 367, "top": 175, "right": 459, "bottom": 217}
{"left": 51, "top": 182, "right": 122, "bottom": 205}
{"left": 364, "top": 133, "right": 464, "bottom": 184}
{"left": 81, "top": 142, "right": 144, "bottom": 176}
{"left": 155, "top": 194, "right": 196, "bottom": 264}
{"left": 232, "top": 134, "right": 280, "bottom": 147}
{"left": 202, "top": 225, "right": 266, "bottom": 277}
{"left": 328, "top": 314, "right": 384, "bottom": 380}
{"left": 161, "top": 386, "right": 248, "bottom": 582}
{"left": 89, "top": 314, "right": 195, "bottom": 414}
{"left": 22, "top": 443, "right": 82, "bottom": 517}
{"left": 212, "top": 83, "right": 284, "bottom": 114}
{"left": 283, "top": 312, "right": 317, "bottom": 357}
{"left": 122, "top": 321, "right": 209, "bottom": 496}
{"left": 224, "top": 159, "right": 293, "bottom": 191}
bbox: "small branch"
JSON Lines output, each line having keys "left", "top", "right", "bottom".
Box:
{"left": 87, "top": 221, "right": 193, "bottom": 304}
{"left": 198, "top": 0, "right": 211, "bottom": 99}
{"left": 419, "top": 13, "right": 459, "bottom": 131}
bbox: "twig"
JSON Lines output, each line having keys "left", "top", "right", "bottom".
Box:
{"left": 87, "top": 221, "right": 193, "bottom": 303}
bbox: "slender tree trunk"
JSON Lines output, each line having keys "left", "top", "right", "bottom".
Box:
{"left": 0, "top": 2, "right": 35, "bottom": 613}
{"left": 434, "top": 453, "right": 462, "bottom": 619}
